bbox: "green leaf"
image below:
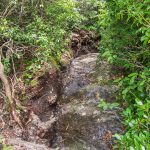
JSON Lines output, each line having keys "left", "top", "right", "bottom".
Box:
{"left": 128, "top": 73, "right": 138, "bottom": 77}
{"left": 129, "top": 146, "right": 135, "bottom": 150}
{"left": 114, "top": 134, "right": 122, "bottom": 140}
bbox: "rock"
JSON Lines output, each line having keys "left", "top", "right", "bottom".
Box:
{"left": 7, "top": 138, "right": 51, "bottom": 150}
{"left": 62, "top": 53, "right": 98, "bottom": 99}
{"left": 3, "top": 53, "right": 123, "bottom": 150}
{"left": 26, "top": 113, "right": 57, "bottom": 141}
{"left": 57, "top": 53, "right": 123, "bottom": 150}
{"left": 70, "top": 30, "right": 98, "bottom": 57}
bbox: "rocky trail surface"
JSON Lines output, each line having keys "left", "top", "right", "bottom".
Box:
{"left": 1, "top": 31, "right": 123, "bottom": 150}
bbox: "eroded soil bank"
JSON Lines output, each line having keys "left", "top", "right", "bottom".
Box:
{"left": 1, "top": 31, "right": 123, "bottom": 150}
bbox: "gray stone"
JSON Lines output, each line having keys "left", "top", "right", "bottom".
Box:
{"left": 57, "top": 53, "right": 122, "bottom": 150}
{"left": 7, "top": 138, "right": 51, "bottom": 150}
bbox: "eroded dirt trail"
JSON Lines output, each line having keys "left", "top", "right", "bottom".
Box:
{"left": 1, "top": 30, "right": 123, "bottom": 150}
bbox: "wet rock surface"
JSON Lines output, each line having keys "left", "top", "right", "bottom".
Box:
{"left": 57, "top": 53, "right": 123, "bottom": 149}
{"left": 3, "top": 53, "right": 123, "bottom": 150}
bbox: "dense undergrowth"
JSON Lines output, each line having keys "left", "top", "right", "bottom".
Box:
{"left": 0, "top": 0, "right": 80, "bottom": 100}
{"left": 76, "top": 1, "right": 150, "bottom": 148}
{"left": 0, "top": 0, "right": 149, "bottom": 149}
{"left": 98, "top": 1, "right": 150, "bottom": 149}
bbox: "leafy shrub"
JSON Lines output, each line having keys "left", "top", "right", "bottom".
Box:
{"left": 76, "top": 0, "right": 101, "bottom": 31}
{"left": 97, "top": 0, "right": 150, "bottom": 149}
{"left": 114, "top": 69, "right": 150, "bottom": 149}
{"left": 99, "top": 0, "right": 150, "bottom": 69}
{"left": 0, "top": 0, "right": 80, "bottom": 84}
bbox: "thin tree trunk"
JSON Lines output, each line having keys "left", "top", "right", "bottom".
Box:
{"left": 0, "top": 57, "right": 23, "bottom": 128}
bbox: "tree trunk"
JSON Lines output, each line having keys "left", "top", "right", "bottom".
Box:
{"left": 0, "top": 58, "right": 23, "bottom": 128}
